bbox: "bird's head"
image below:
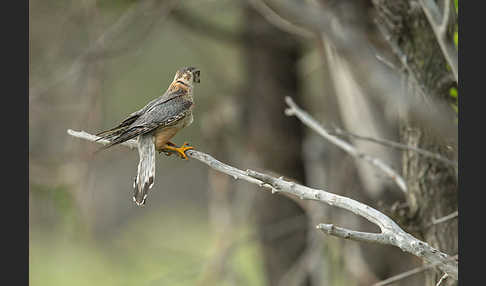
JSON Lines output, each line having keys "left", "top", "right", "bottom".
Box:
{"left": 173, "top": 67, "right": 200, "bottom": 87}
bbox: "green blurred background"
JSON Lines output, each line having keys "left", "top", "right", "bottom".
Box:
{"left": 30, "top": 0, "right": 455, "bottom": 285}
{"left": 30, "top": 1, "right": 266, "bottom": 285}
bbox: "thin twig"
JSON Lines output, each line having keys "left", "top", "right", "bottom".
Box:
{"left": 330, "top": 127, "right": 457, "bottom": 167}
{"left": 419, "top": 0, "right": 458, "bottom": 82}
{"left": 246, "top": 0, "right": 314, "bottom": 38}
{"left": 439, "top": 0, "right": 451, "bottom": 37}
{"left": 374, "top": 19, "right": 429, "bottom": 101}
{"left": 375, "top": 54, "right": 398, "bottom": 70}
{"left": 170, "top": 8, "right": 244, "bottom": 45}
{"left": 431, "top": 210, "right": 458, "bottom": 226}
{"left": 436, "top": 273, "right": 449, "bottom": 286}
{"left": 30, "top": 0, "right": 177, "bottom": 102}
{"left": 67, "top": 128, "right": 458, "bottom": 280}
{"left": 317, "top": 224, "right": 388, "bottom": 244}
{"left": 257, "top": 0, "right": 457, "bottom": 144}
{"left": 284, "top": 97, "right": 408, "bottom": 193}
{"left": 407, "top": 210, "right": 458, "bottom": 232}
{"left": 372, "top": 255, "right": 457, "bottom": 286}
{"left": 373, "top": 264, "right": 430, "bottom": 286}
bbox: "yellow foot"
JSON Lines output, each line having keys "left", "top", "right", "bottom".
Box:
{"left": 162, "top": 142, "right": 194, "bottom": 160}
{"left": 160, "top": 141, "right": 177, "bottom": 156}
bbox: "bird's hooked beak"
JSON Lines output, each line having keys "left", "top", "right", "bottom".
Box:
{"left": 192, "top": 69, "right": 200, "bottom": 83}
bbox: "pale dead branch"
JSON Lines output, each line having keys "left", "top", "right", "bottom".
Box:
{"left": 246, "top": 0, "right": 314, "bottom": 38}
{"left": 431, "top": 210, "right": 458, "bottom": 226}
{"left": 330, "top": 127, "right": 457, "bottom": 167}
{"left": 436, "top": 273, "right": 449, "bottom": 286}
{"left": 284, "top": 96, "right": 408, "bottom": 193}
{"left": 372, "top": 255, "right": 457, "bottom": 286}
{"left": 66, "top": 128, "right": 458, "bottom": 279}
{"left": 255, "top": 0, "right": 458, "bottom": 144}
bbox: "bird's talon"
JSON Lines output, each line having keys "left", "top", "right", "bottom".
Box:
{"left": 161, "top": 143, "right": 194, "bottom": 160}
{"left": 177, "top": 145, "right": 194, "bottom": 160}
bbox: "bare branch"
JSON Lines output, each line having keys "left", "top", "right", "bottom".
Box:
{"left": 375, "top": 53, "right": 398, "bottom": 70}
{"left": 67, "top": 129, "right": 138, "bottom": 150}
{"left": 373, "top": 265, "right": 432, "bottom": 286}
{"left": 67, "top": 128, "right": 458, "bottom": 280}
{"left": 431, "top": 210, "right": 458, "bottom": 226}
{"left": 242, "top": 169, "right": 457, "bottom": 280}
{"left": 374, "top": 21, "right": 429, "bottom": 101}
{"left": 436, "top": 273, "right": 449, "bottom": 286}
{"left": 330, "top": 127, "right": 457, "bottom": 167}
{"left": 67, "top": 129, "right": 269, "bottom": 187}
{"left": 284, "top": 96, "right": 408, "bottom": 193}
{"left": 439, "top": 0, "right": 452, "bottom": 36}
{"left": 170, "top": 8, "right": 244, "bottom": 44}
{"left": 30, "top": 0, "right": 178, "bottom": 102}
{"left": 257, "top": 0, "right": 458, "bottom": 144}
{"left": 316, "top": 224, "right": 387, "bottom": 244}
{"left": 246, "top": 0, "right": 314, "bottom": 38}
{"left": 406, "top": 210, "right": 458, "bottom": 233}
{"left": 372, "top": 255, "right": 457, "bottom": 286}
{"left": 419, "top": 0, "right": 458, "bottom": 82}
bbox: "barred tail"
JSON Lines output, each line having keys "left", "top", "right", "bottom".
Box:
{"left": 133, "top": 133, "right": 156, "bottom": 206}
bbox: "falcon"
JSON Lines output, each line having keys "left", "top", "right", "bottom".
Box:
{"left": 95, "top": 67, "right": 200, "bottom": 206}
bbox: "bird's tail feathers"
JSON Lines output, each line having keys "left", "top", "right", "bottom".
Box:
{"left": 133, "top": 134, "right": 156, "bottom": 206}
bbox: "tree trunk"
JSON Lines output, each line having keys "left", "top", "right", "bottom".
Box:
{"left": 242, "top": 5, "right": 311, "bottom": 286}
{"left": 372, "top": 1, "right": 458, "bottom": 285}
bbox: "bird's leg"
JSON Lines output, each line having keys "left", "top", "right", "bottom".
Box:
{"left": 159, "top": 141, "right": 178, "bottom": 156}
{"left": 161, "top": 142, "right": 194, "bottom": 160}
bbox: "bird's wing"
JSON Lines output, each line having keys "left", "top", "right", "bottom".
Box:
{"left": 98, "top": 96, "right": 193, "bottom": 150}
{"left": 95, "top": 89, "right": 186, "bottom": 140}
{"left": 95, "top": 112, "right": 141, "bottom": 140}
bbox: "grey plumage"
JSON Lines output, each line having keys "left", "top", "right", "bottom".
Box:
{"left": 94, "top": 67, "right": 199, "bottom": 206}
{"left": 95, "top": 89, "right": 189, "bottom": 147}
{"left": 96, "top": 96, "right": 193, "bottom": 150}
{"left": 99, "top": 96, "right": 193, "bottom": 206}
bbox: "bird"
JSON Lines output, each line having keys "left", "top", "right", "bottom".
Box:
{"left": 95, "top": 67, "right": 200, "bottom": 206}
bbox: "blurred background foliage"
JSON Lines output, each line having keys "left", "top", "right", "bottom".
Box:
{"left": 30, "top": 1, "right": 264, "bottom": 285}
{"left": 30, "top": 0, "right": 457, "bottom": 285}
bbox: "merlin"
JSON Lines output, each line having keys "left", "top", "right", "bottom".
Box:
{"left": 95, "top": 67, "right": 200, "bottom": 206}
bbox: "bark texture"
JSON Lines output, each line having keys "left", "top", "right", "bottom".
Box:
{"left": 314, "top": 0, "right": 458, "bottom": 284}
{"left": 373, "top": 1, "right": 458, "bottom": 285}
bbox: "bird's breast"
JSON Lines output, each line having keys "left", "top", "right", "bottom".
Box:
{"left": 153, "top": 127, "right": 180, "bottom": 151}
